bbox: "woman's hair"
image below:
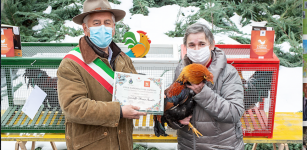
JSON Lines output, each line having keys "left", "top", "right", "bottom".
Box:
{"left": 183, "top": 23, "right": 214, "bottom": 46}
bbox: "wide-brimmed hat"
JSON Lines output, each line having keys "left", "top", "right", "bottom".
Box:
{"left": 72, "top": 0, "right": 126, "bottom": 25}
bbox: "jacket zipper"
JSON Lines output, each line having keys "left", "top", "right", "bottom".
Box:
{"left": 193, "top": 108, "right": 196, "bottom": 150}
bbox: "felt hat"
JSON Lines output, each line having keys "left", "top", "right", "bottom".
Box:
{"left": 72, "top": 0, "right": 126, "bottom": 25}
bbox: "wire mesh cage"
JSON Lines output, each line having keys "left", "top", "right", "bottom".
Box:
{"left": 221, "top": 44, "right": 279, "bottom": 138}
{"left": 1, "top": 43, "right": 279, "bottom": 138}
{"left": 1, "top": 43, "right": 179, "bottom": 134}
{"left": 1, "top": 64, "right": 64, "bottom": 133}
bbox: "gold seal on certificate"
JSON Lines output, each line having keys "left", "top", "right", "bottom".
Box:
{"left": 112, "top": 72, "right": 164, "bottom": 115}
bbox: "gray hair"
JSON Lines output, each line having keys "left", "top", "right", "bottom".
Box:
{"left": 183, "top": 23, "right": 214, "bottom": 46}
{"left": 83, "top": 12, "right": 116, "bottom": 25}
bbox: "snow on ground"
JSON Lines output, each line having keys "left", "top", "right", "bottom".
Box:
{"left": 113, "top": 1, "right": 200, "bottom": 44}
{"left": 64, "top": 3, "right": 83, "bottom": 9}
{"left": 214, "top": 32, "right": 241, "bottom": 44}
{"left": 275, "top": 41, "right": 294, "bottom": 55}
{"left": 239, "top": 20, "right": 267, "bottom": 35}
{"left": 43, "top": 6, "right": 52, "bottom": 14}
{"left": 272, "top": 15, "right": 280, "bottom": 20}
{"left": 230, "top": 13, "right": 243, "bottom": 30}
{"left": 32, "top": 18, "right": 53, "bottom": 31}
{"left": 229, "top": 12, "right": 268, "bottom": 35}
{"left": 275, "top": 66, "right": 302, "bottom": 112}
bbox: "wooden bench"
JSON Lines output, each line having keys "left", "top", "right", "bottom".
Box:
{"left": 1, "top": 105, "right": 65, "bottom": 150}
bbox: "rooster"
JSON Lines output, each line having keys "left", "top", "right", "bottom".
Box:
{"left": 154, "top": 64, "right": 214, "bottom": 137}
{"left": 122, "top": 31, "right": 151, "bottom": 58}
{"left": 23, "top": 68, "right": 59, "bottom": 108}
{"left": 238, "top": 70, "right": 273, "bottom": 110}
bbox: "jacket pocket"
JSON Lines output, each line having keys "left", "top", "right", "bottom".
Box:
{"left": 235, "top": 122, "right": 243, "bottom": 139}
{"left": 73, "top": 127, "right": 109, "bottom": 150}
{"left": 65, "top": 122, "right": 73, "bottom": 150}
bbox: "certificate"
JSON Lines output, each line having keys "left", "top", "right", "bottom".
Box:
{"left": 112, "top": 72, "right": 164, "bottom": 115}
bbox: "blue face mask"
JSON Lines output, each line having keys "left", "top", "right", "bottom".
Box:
{"left": 88, "top": 25, "right": 113, "bottom": 48}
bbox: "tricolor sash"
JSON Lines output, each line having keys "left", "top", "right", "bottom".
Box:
{"left": 64, "top": 47, "right": 114, "bottom": 94}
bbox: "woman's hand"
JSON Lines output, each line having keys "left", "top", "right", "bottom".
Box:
{"left": 186, "top": 82, "right": 205, "bottom": 94}
{"left": 179, "top": 115, "right": 192, "bottom": 125}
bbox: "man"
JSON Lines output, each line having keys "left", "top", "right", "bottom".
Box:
{"left": 57, "top": 0, "right": 146, "bottom": 149}
{"left": 167, "top": 23, "right": 245, "bottom": 150}
{"left": 303, "top": 83, "right": 307, "bottom": 121}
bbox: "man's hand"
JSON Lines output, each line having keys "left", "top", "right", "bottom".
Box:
{"left": 122, "top": 105, "right": 147, "bottom": 119}
{"left": 186, "top": 82, "right": 205, "bottom": 94}
{"left": 179, "top": 115, "right": 192, "bottom": 125}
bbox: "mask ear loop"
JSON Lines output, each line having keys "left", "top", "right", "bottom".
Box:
{"left": 85, "top": 24, "right": 90, "bottom": 35}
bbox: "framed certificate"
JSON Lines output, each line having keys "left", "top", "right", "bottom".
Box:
{"left": 112, "top": 72, "right": 164, "bottom": 115}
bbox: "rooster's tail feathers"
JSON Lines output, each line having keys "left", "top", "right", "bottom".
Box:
{"left": 153, "top": 115, "right": 168, "bottom": 137}
{"left": 122, "top": 32, "right": 137, "bottom": 45}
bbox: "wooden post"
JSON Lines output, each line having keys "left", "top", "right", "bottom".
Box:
{"left": 273, "top": 143, "right": 277, "bottom": 150}
{"left": 15, "top": 141, "right": 27, "bottom": 150}
{"left": 278, "top": 144, "right": 285, "bottom": 150}
{"left": 50, "top": 141, "right": 58, "bottom": 150}
{"left": 31, "top": 141, "right": 36, "bottom": 150}
{"left": 15, "top": 142, "right": 19, "bottom": 150}
{"left": 284, "top": 143, "right": 289, "bottom": 150}
{"left": 252, "top": 143, "right": 258, "bottom": 150}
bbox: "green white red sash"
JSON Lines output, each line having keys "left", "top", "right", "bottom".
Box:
{"left": 64, "top": 47, "right": 114, "bottom": 94}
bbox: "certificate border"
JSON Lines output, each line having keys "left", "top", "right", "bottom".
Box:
{"left": 112, "top": 72, "right": 164, "bottom": 115}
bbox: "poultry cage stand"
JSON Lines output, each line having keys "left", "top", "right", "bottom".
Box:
{"left": 1, "top": 43, "right": 279, "bottom": 139}
{"left": 0, "top": 43, "right": 179, "bottom": 137}
{"left": 181, "top": 44, "right": 279, "bottom": 138}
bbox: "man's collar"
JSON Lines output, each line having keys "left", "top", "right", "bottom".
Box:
{"left": 79, "top": 36, "right": 98, "bottom": 64}
{"left": 79, "top": 36, "right": 121, "bottom": 64}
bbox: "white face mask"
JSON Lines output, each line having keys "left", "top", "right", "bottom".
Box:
{"left": 187, "top": 46, "right": 211, "bottom": 65}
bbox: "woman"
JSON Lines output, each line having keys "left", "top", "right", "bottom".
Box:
{"left": 167, "top": 23, "right": 245, "bottom": 150}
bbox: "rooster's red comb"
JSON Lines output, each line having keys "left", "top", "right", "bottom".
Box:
{"left": 137, "top": 30, "right": 147, "bottom": 35}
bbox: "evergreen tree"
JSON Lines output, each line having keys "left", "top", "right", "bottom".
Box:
{"left": 1, "top": 0, "right": 84, "bottom": 42}
{"left": 130, "top": 0, "right": 150, "bottom": 16}
{"left": 1, "top": 0, "right": 123, "bottom": 42}
{"left": 163, "top": 0, "right": 302, "bottom": 67}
